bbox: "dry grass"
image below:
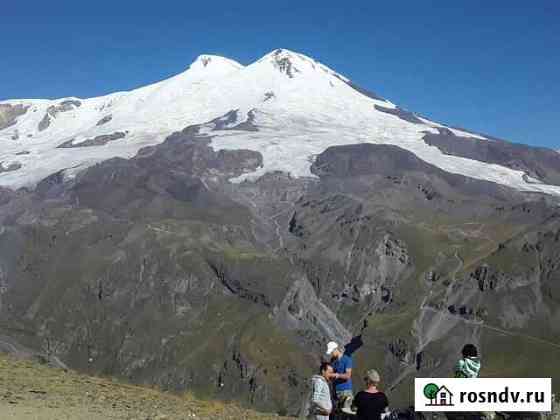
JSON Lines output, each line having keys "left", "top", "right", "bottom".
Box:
{"left": 0, "top": 353, "right": 291, "bottom": 420}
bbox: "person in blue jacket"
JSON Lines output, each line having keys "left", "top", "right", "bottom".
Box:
{"left": 326, "top": 341, "right": 353, "bottom": 418}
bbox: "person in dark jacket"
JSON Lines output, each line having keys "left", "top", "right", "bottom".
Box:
{"left": 351, "top": 369, "right": 389, "bottom": 420}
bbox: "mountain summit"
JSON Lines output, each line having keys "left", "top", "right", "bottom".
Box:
{"left": 1, "top": 49, "right": 560, "bottom": 195}
{"left": 188, "top": 54, "right": 245, "bottom": 75}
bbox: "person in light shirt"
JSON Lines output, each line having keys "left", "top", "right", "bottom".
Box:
{"left": 454, "top": 344, "right": 481, "bottom": 378}
{"left": 309, "top": 362, "right": 334, "bottom": 420}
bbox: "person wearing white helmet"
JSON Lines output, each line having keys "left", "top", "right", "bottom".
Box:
{"left": 325, "top": 341, "right": 353, "bottom": 418}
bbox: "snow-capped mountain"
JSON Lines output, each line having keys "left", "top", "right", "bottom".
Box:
{"left": 2, "top": 48, "right": 560, "bottom": 195}
{"left": 4, "top": 49, "right": 560, "bottom": 412}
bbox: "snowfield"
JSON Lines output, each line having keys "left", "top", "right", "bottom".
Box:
{"left": 1, "top": 48, "right": 560, "bottom": 195}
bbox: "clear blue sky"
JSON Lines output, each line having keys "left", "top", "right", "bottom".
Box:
{"left": 2, "top": 1, "right": 559, "bottom": 149}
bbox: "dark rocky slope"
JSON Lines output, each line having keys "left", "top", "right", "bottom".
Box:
{"left": 1, "top": 125, "right": 559, "bottom": 415}
{"left": 424, "top": 127, "right": 560, "bottom": 186}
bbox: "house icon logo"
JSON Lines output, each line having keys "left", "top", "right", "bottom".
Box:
{"left": 423, "top": 383, "right": 454, "bottom": 407}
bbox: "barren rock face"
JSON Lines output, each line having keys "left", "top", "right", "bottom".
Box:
{"left": 374, "top": 104, "right": 424, "bottom": 124}
{"left": 96, "top": 114, "right": 112, "bottom": 126}
{"left": 57, "top": 132, "right": 127, "bottom": 148}
{"left": 0, "top": 104, "right": 29, "bottom": 131}
{"left": 0, "top": 161, "right": 22, "bottom": 173}
{"left": 38, "top": 100, "right": 82, "bottom": 131}
{"left": 423, "top": 127, "right": 560, "bottom": 186}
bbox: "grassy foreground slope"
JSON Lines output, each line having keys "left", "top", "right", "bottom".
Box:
{"left": 0, "top": 353, "right": 291, "bottom": 420}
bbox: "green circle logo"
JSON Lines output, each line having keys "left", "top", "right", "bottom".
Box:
{"left": 423, "top": 383, "right": 440, "bottom": 399}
